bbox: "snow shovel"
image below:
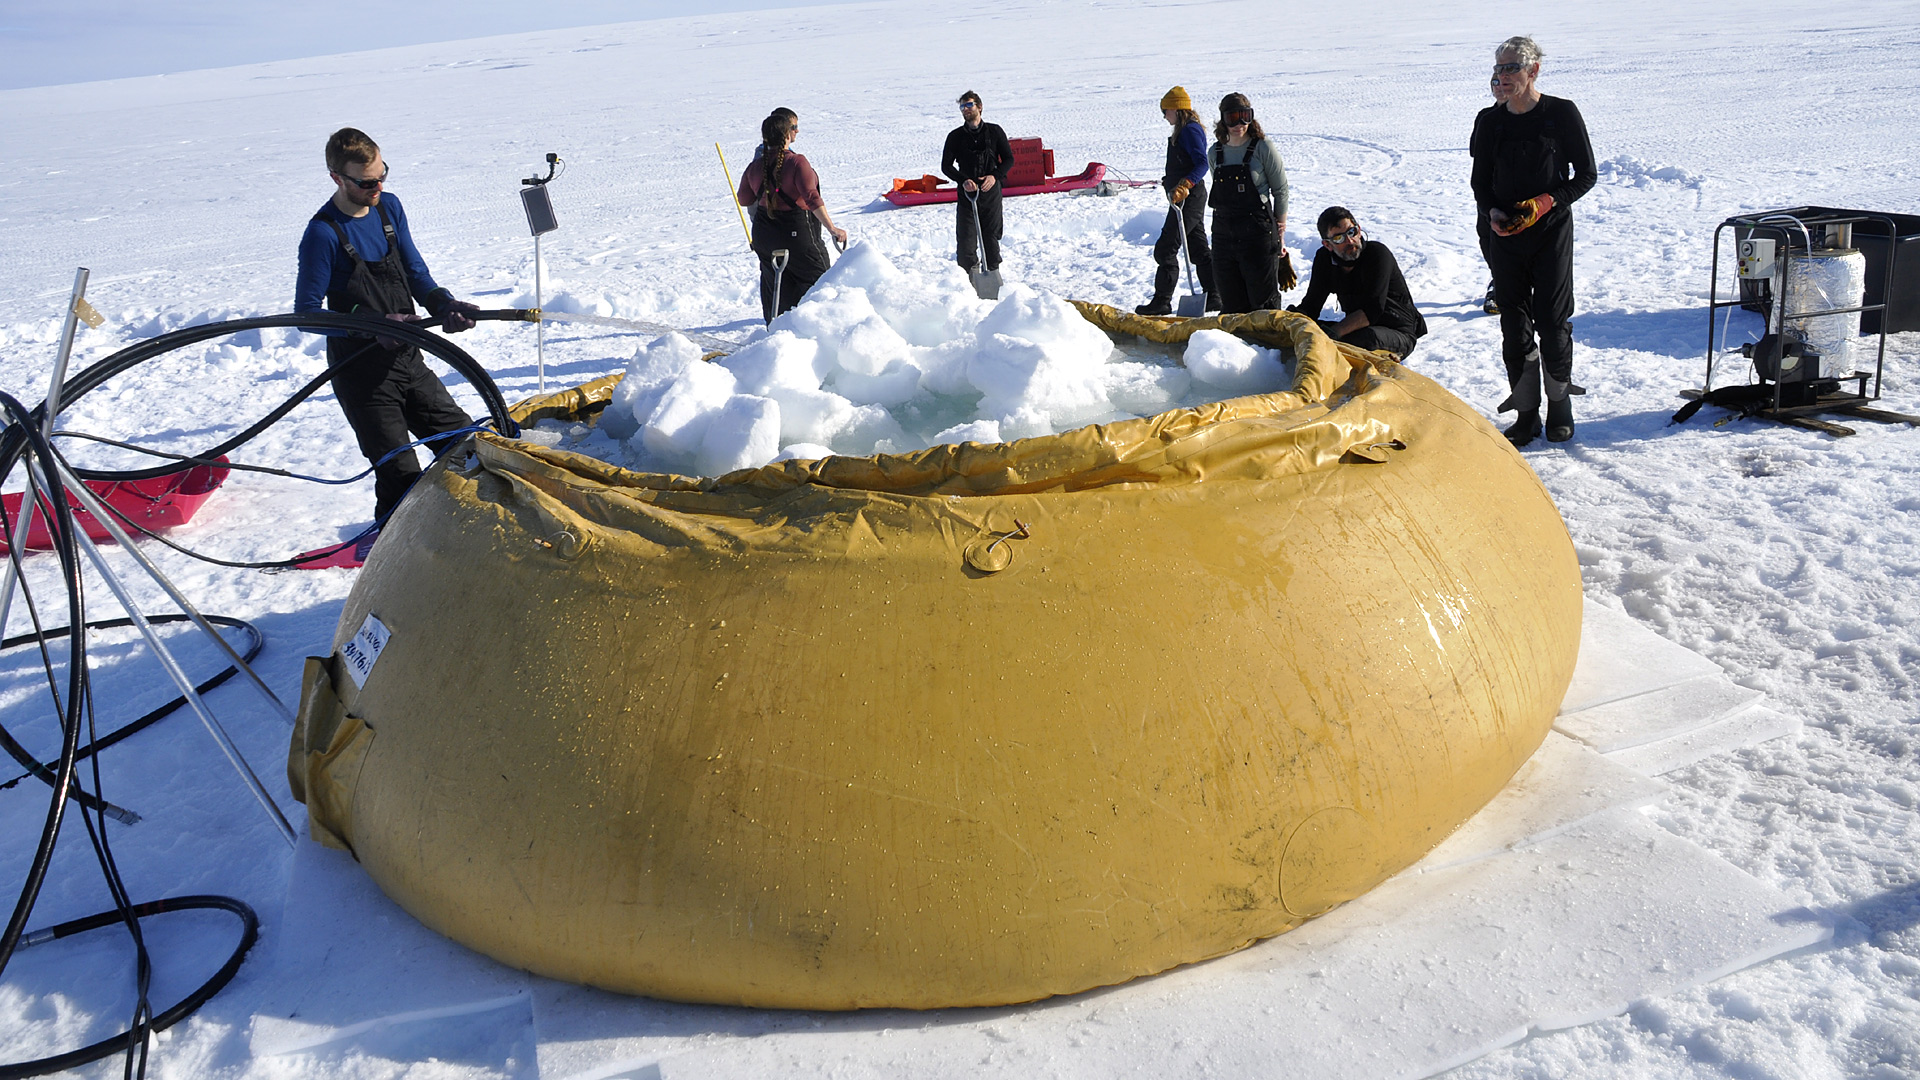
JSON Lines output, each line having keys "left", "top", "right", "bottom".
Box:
{"left": 770, "top": 247, "right": 789, "bottom": 319}
{"left": 963, "top": 189, "right": 1001, "bottom": 300}
{"left": 1171, "top": 199, "right": 1207, "bottom": 317}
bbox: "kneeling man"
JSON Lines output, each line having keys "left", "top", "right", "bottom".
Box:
{"left": 1287, "top": 206, "right": 1427, "bottom": 359}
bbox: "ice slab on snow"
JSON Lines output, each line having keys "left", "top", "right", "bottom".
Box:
{"left": 1556, "top": 672, "right": 1765, "bottom": 753}
{"left": 1558, "top": 600, "right": 1724, "bottom": 713}
{"left": 1606, "top": 704, "right": 1804, "bottom": 777}
{"left": 1414, "top": 731, "right": 1669, "bottom": 873}
{"left": 522, "top": 812, "right": 1826, "bottom": 1080}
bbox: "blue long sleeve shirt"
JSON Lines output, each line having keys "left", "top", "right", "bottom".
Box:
{"left": 294, "top": 192, "right": 444, "bottom": 317}
{"left": 1174, "top": 121, "right": 1208, "bottom": 186}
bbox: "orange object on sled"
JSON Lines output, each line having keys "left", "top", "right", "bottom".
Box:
{"left": 1, "top": 460, "right": 229, "bottom": 553}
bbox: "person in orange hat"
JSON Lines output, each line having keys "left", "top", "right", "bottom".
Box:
{"left": 1136, "top": 86, "right": 1217, "bottom": 315}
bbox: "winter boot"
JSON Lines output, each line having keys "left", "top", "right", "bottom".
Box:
{"left": 1504, "top": 409, "right": 1542, "bottom": 447}
{"left": 1482, "top": 281, "right": 1500, "bottom": 316}
{"left": 1545, "top": 374, "right": 1575, "bottom": 442}
{"left": 1135, "top": 296, "right": 1174, "bottom": 316}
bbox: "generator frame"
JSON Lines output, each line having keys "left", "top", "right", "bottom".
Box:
{"left": 1698, "top": 209, "right": 1910, "bottom": 433}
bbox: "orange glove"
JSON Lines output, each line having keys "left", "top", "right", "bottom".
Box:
{"left": 1170, "top": 179, "right": 1193, "bottom": 205}
{"left": 1504, "top": 193, "right": 1555, "bottom": 235}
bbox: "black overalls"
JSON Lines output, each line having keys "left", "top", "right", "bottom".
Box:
{"left": 314, "top": 201, "right": 473, "bottom": 521}
{"left": 1151, "top": 124, "right": 1214, "bottom": 306}
{"left": 1208, "top": 137, "right": 1281, "bottom": 314}
{"left": 750, "top": 190, "right": 829, "bottom": 323}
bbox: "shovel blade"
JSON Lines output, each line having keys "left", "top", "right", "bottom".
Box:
{"left": 970, "top": 268, "right": 1002, "bottom": 301}
{"left": 1176, "top": 293, "right": 1205, "bottom": 318}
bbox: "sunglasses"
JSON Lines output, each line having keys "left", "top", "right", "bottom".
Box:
{"left": 1323, "top": 225, "right": 1361, "bottom": 244}
{"left": 1223, "top": 108, "right": 1254, "bottom": 125}
{"left": 959, "top": 101, "right": 980, "bottom": 111}
{"left": 1492, "top": 61, "right": 1528, "bottom": 75}
{"left": 335, "top": 164, "right": 389, "bottom": 190}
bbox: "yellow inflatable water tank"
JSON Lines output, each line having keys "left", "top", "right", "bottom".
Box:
{"left": 290, "top": 309, "right": 1581, "bottom": 1009}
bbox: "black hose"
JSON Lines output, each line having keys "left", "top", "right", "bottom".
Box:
{"left": 0, "top": 309, "right": 526, "bottom": 485}
{"left": 0, "top": 895, "right": 258, "bottom": 1079}
{"left": 0, "top": 614, "right": 263, "bottom": 798}
{"left": 0, "top": 391, "right": 93, "bottom": 989}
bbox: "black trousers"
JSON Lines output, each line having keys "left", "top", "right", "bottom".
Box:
{"left": 1211, "top": 211, "right": 1280, "bottom": 314}
{"left": 1152, "top": 185, "right": 1214, "bottom": 301}
{"left": 957, "top": 187, "right": 1004, "bottom": 271}
{"left": 1482, "top": 211, "right": 1575, "bottom": 389}
{"left": 1333, "top": 324, "right": 1420, "bottom": 359}
{"left": 330, "top": 343, "right": 473, "bottom": 521}
{"left": 752, "top": 208, "right": 830, "bottom": 323}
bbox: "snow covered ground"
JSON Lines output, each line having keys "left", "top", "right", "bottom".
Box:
{"left": 2, "top": 0, "right": 1918, "bottom": 1076}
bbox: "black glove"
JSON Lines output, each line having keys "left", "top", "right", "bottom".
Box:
{"left": 441, "top": 300, "right": 481, "bottom": 334}
{"left": 376, "top": 311, "right": 423, "bottom": 351}
{"left": 1277, "top": 250, "right": 1298, "bottom": 292}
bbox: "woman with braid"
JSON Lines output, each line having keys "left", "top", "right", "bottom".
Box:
{"left": 736, "top": 109, "right": 847, "bottom": 322}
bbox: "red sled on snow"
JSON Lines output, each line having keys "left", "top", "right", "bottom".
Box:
{"left": 0, "top": 460, "right": 229, "bottom": 553}
{"left": 884, "top": 138, "right": 1132, "bottom": 206}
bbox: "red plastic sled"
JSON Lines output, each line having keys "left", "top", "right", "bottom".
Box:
{"left": 1, "top": 460, "right": 229, "bottom": 553}
{"left": 883, "top": 162, "right": 1110, "bottom": 207}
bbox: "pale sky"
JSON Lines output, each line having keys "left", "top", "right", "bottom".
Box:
{"left": 0, "top": 1, "right": 845, "bottom": 89}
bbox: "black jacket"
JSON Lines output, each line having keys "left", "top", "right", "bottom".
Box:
{"left": 942, "top": 121, "right": 1014, "bottom": 186}
{"left": 1288, "top": 240, "right": 1426, "bottom": 339}
{"left": 1470, "top": 94, "right": 1596, "bottom": 235}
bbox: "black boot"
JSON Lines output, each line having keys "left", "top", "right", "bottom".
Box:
{"left": 1505, "top": 409, "right": 1542, "bottom": 447}
{"left": 1546, "top": 394, "right": 1574, "bottom": 442}
{"left": 1135, "top": 296, "right": 1173, "bottom": 316}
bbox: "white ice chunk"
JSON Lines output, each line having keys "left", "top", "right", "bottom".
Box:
{"left": 914, "top": 337, "right": 981, "bottom": 399}
{"left": 835, "top": 404, "right": 909, "bottom": 456}
{"left": 970, "top": 333, "right": 1113, "bottom": 433}
{"left": 832, "top": 358, "right": 925, "bottom": 406}
{"left": 1105, "top": 360, "right": 1193, "bottom": 416}
{"left": 772, "top": 286, "right": 914, "bottom": 377}
{"left": 810, "top": 238, "right": 901, "bottom": 293}
{"left": 768, "top": 385, "right": 856, "bottom": 445}
{"left": 640, "top": 360, "right": 737, "bottom": 461}
{"left": 719, "top": 330, "right": 826, "bottom": 395}
{"left": 1183, "top": 328, "right": 1289, "bottom": 394}
{"left": 775, "top": 442, "right": 836, "bottom": 463}
{"left": 603, "top": 331, "right": 706, "bottom": 440}
{"left": 931, "top": 419, "right": 1002, "bottom": 446}
{"left": 693, "top": 394, "right": 781, "bottom": 477}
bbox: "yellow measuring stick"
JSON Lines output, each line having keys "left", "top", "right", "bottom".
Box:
{"left": 717, "top": 143, "right": 751, "bottom": 244}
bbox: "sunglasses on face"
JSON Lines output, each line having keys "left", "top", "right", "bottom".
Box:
{"left": 1323, "top": 225, "right": 1361, "bottom": 245}
{"left": 1492, "top": 61, "right": 1527, "bottom": 75}
{"left": 1223, "top": 108, "right": 1254, "bottom": 125}
{"left": 336, "top": 164, "right": 389, "bottom": 190}
{"left": 959, "top": 102, "right": 980, "bottom": 111}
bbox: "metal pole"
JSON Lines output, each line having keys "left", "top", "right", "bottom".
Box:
{"left": 535, "top": 232, "right": 545, "bottom": 394}
{"left": 48, "top": 454, "right": 294, "bottom": 726}
{"left": 47, "top": 464, "right": 296, "bottom": 847}
{"left": 0, "top": 268, "right": 90, "bottom": 638}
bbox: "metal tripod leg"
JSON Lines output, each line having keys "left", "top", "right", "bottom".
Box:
{"left": 24, "top": 458, "right": 296, "bottom": 847}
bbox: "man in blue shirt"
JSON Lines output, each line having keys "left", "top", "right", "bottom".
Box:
{"left": 295, "top": 127, "right": 483, "bottom": 531}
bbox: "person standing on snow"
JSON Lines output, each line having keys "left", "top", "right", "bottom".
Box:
{"left": 1471, "top": 35, "right": 1596, "bottom": 445}
{"left": 294, "top": 126, "right": 483, "bottom": 550}
{"left": 1288, "top": 206, "right": 1427, "bottom": 359}
{"left": 1207, "top": 92, "right": 1291, "bottom": 314}
{"left": 1137, "top": 86, "right": 1217, "bottom": 315}
{"left": 942, "top": 90, "right": 1014, "bottom": 278}
{"left": 737, "top": 108, "right": 848, "bottom": 322}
